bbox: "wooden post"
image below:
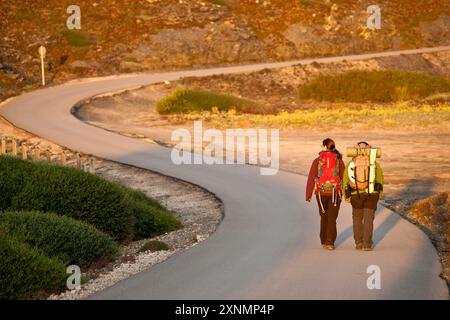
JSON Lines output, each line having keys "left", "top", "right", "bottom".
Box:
{"left": 12, "top": 138, "right": 17, "bottom": 156}
{"left": 88, "top": 155, "right": 95, "bottom": 174}
{"left": 45, "top": 149, "right": 51, "bottom": 162}
{"left": 60, "top": 151, "right": 67, "bottom": 166}
{"left": 21, "top": 144, "right": 28, "bottom": 160}
{"left": 34, "top": 147, "right": 41, "bottom": 160}
{"left": 76, "top": 153, "right": 82, "bottom": 169}
{"left": 0, "top": 137, "right": 6, "bottom": 155}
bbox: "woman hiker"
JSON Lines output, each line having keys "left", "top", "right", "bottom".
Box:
{"left": 306, "top": 138, "right": 345, "bottom": 251}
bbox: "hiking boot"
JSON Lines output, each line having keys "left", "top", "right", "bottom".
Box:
{"left": 324, "top": 245, "right": 334, "bottom": 251}
{"left": 355, "top": 243, "right": 363, "bottom": 250}
{"left": 362, "top": 246, "right": 373, "bottom": 251}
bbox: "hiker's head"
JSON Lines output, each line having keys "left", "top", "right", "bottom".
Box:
{"left": 356, "top": 141, "right": 371, "bottom": 148}
{"left": 322, "top": 138, "right": 342, "bottom": 158}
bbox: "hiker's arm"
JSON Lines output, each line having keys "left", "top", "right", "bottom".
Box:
{"left": 306, "top": 158, "right": 318, "bottom": 202}
{"left": 375, "top": 161, "right": 384, "bottom": 196}
{"left": 343, "top": 162, "right": 350, "bottom": 200}
{"left": 339, "top": 159, "right": 345, "bottom": 180}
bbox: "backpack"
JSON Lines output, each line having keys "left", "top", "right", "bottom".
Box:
{"left": 315, "top": 151, "right": 341, "bottom": 195}
{"left": 348, "top": 154, "right": 370, "bottom": 191}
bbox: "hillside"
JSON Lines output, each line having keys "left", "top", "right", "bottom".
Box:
{"left": 1, "top": 0, "right": 449, "bottom": 100}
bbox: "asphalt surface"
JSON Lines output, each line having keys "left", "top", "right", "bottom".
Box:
{"left": 1, "top": 46, "right": 449, "bottom": 299}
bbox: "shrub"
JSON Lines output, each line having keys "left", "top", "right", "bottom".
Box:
{"left": 0, "top": 211, "right": 119, "bottom": 267}
{"left": 298, "top": 70, "right": 450, "bottom": 103}
{"left": 0, "top": 233, "right": 67, "bottom": 299}
{"left": 2, "top": 158, "right": 134, "bottom": 241}
{"left": 0, "top": 156, "right": 181, "bottom": 242}
{"left": 156, "top": 88, "right": 256, "bottom": 114}
{"left": 122, "top": 188, "right": 181, "bottom": 240}
{"left": 62, "top": 30, "right": 90, "bottom": 47}
{"left": 139, "top": 240, "right": 170, "bottom": 253}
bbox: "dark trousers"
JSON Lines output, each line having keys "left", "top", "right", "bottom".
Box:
{"left": 316, "top": 194, "right": 341, "bottom": 246}
{"left": 350, "top": 193, "right": 379, "bottom": 247}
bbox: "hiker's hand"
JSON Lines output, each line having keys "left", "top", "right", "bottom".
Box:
{"left": 306, "top": 198, "right": 311, "bottom": 202}
{"left": 345, "top": 197, "right": 351, "bottom": 203}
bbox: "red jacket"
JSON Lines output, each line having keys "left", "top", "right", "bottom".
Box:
{"left": 306, "top": 152, "right": 345, "bottom": 201}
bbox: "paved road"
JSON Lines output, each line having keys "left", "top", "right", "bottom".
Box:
{"left": 1, "top": 47, "right": 449, "bottom": 299}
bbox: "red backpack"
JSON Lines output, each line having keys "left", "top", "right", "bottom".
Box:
{"left": 315, "top": 151, "right": 341, "bottom": 196}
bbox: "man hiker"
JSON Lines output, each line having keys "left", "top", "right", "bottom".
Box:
{"left": 343, "top": 141, "right": 384, "bottom": 251}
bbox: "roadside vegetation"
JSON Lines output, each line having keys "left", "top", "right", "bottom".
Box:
{"left": 298, "top": 71, "right": 450, "bottom": 103}
{"left": 156, "top": 88, "right": 256, "bottom": 114}
{"left": 165, "top": 102, "right": 450, "bottom": 130}
{"left": 0, "top": 156, "right": 181, "bottom": 299}
{"left": 406, "top": 192, "right": 449, "bottom": 286}
{"left": 139, "top": 240, "right": 170, "bottom": 253}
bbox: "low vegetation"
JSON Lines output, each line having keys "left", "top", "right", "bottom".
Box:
{"left": 0, "top": 232, "right": 67, "bottom": 299}
{"left": 407, "top": 192, "right": 449, "bottom": 286}
{"left": 156, "top": 88, "right": 256, "bottom": 114}
{"left": 166, "top": 102, "right": 450, "bottom": 130}
{"left": 139, "top": 240, "right": 170, "bottom": 253}
{"left": 61, "top": 30, "right": 91, "bottom": 47}
{"left": 0, "top": 211, "right": 119, "bottom": 267}
{"left": 0, "top": 156, "right": 181, "bottom": 299}
{"left": 0, "top": 156, "right": 180, "bottom": 242}
{"left": 298, "top": 71, "right": 450, "bottom": 103}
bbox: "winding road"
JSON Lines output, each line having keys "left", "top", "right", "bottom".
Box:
{"left": 1, "top": 47, "right": 449, "bottom": 299}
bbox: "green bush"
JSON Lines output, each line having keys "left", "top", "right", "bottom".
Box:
{"left": 0, "top": 211, "right": 119, "bottom": 267}
{"left": 62, "top": 30, "right": 90, "bottom": 47}
{"left": 156, "top": 88, "right": 256, "bottom": 114}
{"left": 139, "top": 240, "right": 170, "bottom": 253}
{"left": 298, "top": 70, "right": 450, "bottom": 103}
{"left": 122, "top": 188, "right": 181, "bottom": 240}
{"left": 0, "top": 233, "right": 67, "bottom": 299}
{"left": 0, "top": 157, "right": 134, "bottom": 241}
{"left": 0, "top": 156, "right": 181, "bottom": 242}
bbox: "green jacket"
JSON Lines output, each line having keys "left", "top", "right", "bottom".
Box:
{"left": 343, "top": 160, "right": 384, "bottom": 199}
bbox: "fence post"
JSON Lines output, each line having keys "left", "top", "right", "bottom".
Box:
{"left": 45, "top": 149, "right": 51, "bottom": 162}
{"left": 12, "top": 138, "right": 17, "bottom": 156}
{"left": 88, "top": 155, "right": 95, "bottom": 174}
{"left": 76, "top": 153, "right": 82, "bottom": 169}
{"left": 21, "top": 143, "right": 28, "bottom": 160}
{"left": 34, "top": 147, "right": 41, "bottom": 160}
{"left": 60, "top": 151, "right": 67, "bottom": 166}
{"left": 0, "top": 136, "right": 6, "bottom": 155}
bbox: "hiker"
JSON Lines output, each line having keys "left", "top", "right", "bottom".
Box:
{"left": 343, "top": 141, "right": 384, "bottom": 251}
{"left": 306, "top": 138, "right": 345, "bottom": 250}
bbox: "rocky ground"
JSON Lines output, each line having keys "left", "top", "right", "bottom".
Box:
{"left": 1, "top": 1, "right": 449, "bottom": 100}
{"left": 0, "top": 115, "right": 223, "bottom": 300}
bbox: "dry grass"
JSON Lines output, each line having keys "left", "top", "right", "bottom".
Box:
{"left": 165, "top": 102, "right": 450, "bottom": 130}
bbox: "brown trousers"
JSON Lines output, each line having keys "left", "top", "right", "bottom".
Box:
{"left": 316, "top": 194, "right": 341, "bottom": 246}
{"left": 351, "top": 193, "right": 379, "bottom": 247}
